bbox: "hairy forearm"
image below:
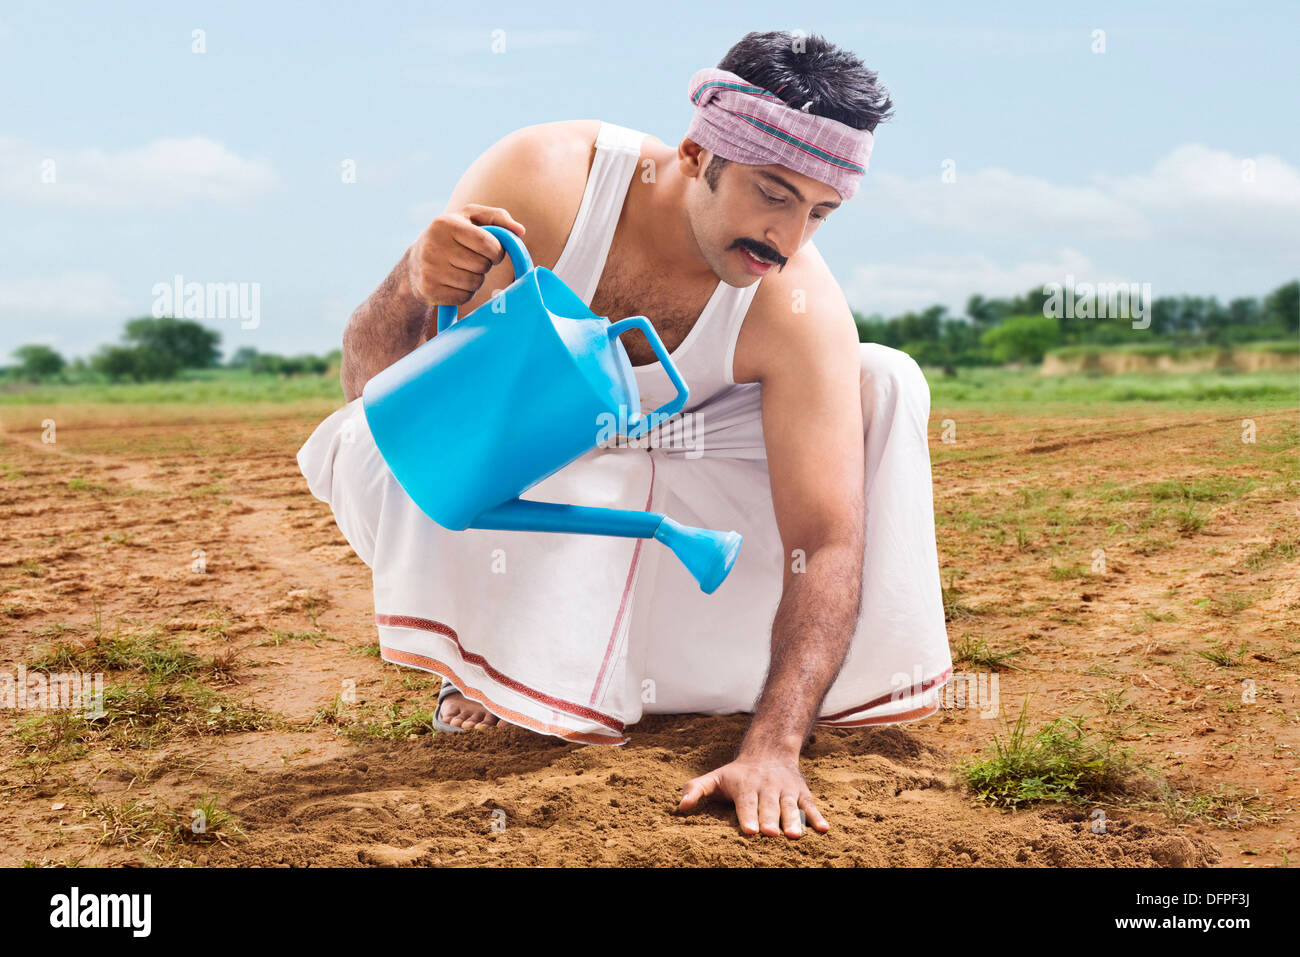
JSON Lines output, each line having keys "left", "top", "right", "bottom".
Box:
{"left": 340, "top": 249, "right": 431, "bottom": 401}
{"left": 739, "top": 539, "right": 864, "bottom": 761}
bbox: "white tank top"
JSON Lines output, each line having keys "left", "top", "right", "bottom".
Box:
{"left": 552, "top": 120, "right": 762, "bottom": 413}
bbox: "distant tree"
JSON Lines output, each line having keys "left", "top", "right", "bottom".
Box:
{"left": 122, "top": 316, "right": 221, "bottom": 369}
{"left": 965, "top": 294, "right": 1009, "bottom": 329}
{"left": 1263, "top": 280, "right": 1299, "bottom": 333}
{"left": 92, "top": 344, "right": 179, "bottom": 382}
{"left": 227, "top": 346, "right": 259, "bottom": 369}
{"left": 249, "top": 352, "right": 329, "bottom": 376}
{"left": 979, "top": 314, "right": 1060, "bottom": 364}
{"left": 11, "top": 344, "right": 66, "bottom": 381}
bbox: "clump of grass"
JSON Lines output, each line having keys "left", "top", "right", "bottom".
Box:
{"left": 941, "top": 571, "right": 980, "bottom": 621}
{"left": 1136, "top": 782, "right": 1275, "bottom": 829}
{"left": 257, "top": 629, "right": 336, "bottom": 648}
{"left": 1048, "top": 562, "right": 1087, "bottom": 580}
{"left": 1142, "top": 608, "right": 1179, "bottom": 622}
{"left": 85, "top": 798, "right": 181, "bottom": 858}
{"left": 184, "top": 792, "right": 247, "bottom": 845}
{"left": 1131, "top": 536, "right": 1175, "bottom": 556}
{"left": 14, "top": 678, "right": 275, "bottom": 758}
{"left": 1140, "top": 477, "right": 1254, "bottom": 503}
{"left": 1092, "top": 689, "right": 1131, "bottom": 715}
{"left": 30, "top": 610, "right": 240, "bottom": 681}
{"left": 1174, "top": 505, "right": 1207, "bottom": 535}
{"left": 21, "top": 857, "right": 86, "bottom": 868}
{"left": 958, "top": 696, "right": 1140, "bottom": 808}
{"left": 309, "top": 694, "right": 439, "bottom": 742}
{"left": 1242, "top": 536, "right": 1299, "bottom": 570}
{"left": 1015, "top": 523, "right": 1033, "bottom": 551}
{"left": 1204, "top": 590, "right": 1257, "bottom": 617}
{"left": 1195, "top": 642, "right": 1247, "bottom": 667}
{"left": 952, "top": 635, "right": 1023, "bottom": 670}
{"left": 85, "top": 792, "right": 246, "bottom": 861}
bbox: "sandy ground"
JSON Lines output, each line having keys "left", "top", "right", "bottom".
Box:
{"left": 0, "top": 397, "right": 1295, "bottom": 867}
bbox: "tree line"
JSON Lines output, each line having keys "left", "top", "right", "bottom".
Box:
{"left": 854, "top": 279, "right": 1297, "bottom": 373}
{"left": 3, "top": 317, "right": 342, "bottom": 384}
{"left": 3, "top": 279, "right": 1295, "bottom": 384}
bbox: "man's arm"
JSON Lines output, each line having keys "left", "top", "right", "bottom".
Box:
{"left": 679, "top": 259, "right": 865, "bottom": 838}
{"left": 338, "top": 125, "right": 574, "bottom": 402}
{"left": 338, "top": 253, "right": 432, "bottom": 402}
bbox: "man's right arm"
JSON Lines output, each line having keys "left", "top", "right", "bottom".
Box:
{"left": 339, "top": 126, "right": 566, "bottom": 402}
{"left": 338, "top": 251, "right": 430, "bottom": 402}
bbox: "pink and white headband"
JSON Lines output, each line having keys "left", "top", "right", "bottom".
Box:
{"left": 685, "top": 67, "right": 874, "bottom": 201}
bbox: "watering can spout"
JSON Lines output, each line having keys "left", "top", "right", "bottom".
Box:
{"left": 469, "top": 498, "right": 741, "bottom": 595}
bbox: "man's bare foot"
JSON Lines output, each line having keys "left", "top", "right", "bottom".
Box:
{"left": 438, "top": 691, "right": 501, "bottom": 731}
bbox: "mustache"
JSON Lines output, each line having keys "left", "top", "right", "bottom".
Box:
{"left": 730, "top": 239, "right": 786, "bottom": 268}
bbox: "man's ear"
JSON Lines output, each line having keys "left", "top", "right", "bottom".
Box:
{"left": 677, "top": 138, "right": 708, "bottom": 178}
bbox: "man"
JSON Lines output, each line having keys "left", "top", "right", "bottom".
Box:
{"left": 299, "top": 30, "right": 952, "bottom": 840}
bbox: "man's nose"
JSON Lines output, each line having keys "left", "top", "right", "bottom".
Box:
{"left": 766, "top": 222, "right": 805, "bottom": 263}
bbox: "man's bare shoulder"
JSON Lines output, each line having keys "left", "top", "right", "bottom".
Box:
{"left": 735, "top": 239, "right": 860, "bottom": 383}
{"left": 448, "top": 120, "right": 600, "bottom": 268}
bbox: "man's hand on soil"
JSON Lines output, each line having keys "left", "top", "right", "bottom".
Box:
{"left": 678, "top": 754, "right": 829, "bottom": 838}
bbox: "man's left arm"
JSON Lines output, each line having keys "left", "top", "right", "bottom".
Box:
{"left": 678, "top": 276, "right": 865, "bottom": 839}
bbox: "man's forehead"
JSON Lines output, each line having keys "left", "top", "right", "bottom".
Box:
{"left": 749, "top": 165, "right": 841, "bottom": 209}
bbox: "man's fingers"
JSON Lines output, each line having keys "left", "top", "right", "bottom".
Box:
{"left": 678, "top": 773, "right": 718, "bottom": 812}
{"left": 799, "top": 793, "right": 830, "bottom": 833}
{"left": 461, "top": 204, "right": 526, "bottom": 236}
{"left": 734, "top": 788, "right": 761, "bottom": 836}
{"left": 756, "top": 787, "right": 782, "bottom": 838}
{"left": 453, "top": 223, "right": 511, "bottom": 265}
{"left": 779, "top": 793, "right": 803, "bottom": 838}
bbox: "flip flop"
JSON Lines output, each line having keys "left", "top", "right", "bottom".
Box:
{"left": 433, "top": 676, "right": 465, "bottom": 734}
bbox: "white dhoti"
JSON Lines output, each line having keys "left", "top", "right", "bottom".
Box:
{"left": 297, "top": 342, "right": 953, "bottom": 744}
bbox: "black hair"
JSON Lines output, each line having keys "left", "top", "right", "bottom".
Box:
{"left": 703, "top": 30, "right": 893, "bottom": 188}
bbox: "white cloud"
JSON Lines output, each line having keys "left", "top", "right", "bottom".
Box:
{"left": 0, "top": 136, "right": 275, "bottom": 208}
{"left": 872, "top": 168, "right": 1146, "bottom": 239}
{"left": 1099, "top": 144, "right": 1300, "bottom": 239}
{"left": 871, "top": 143, "right": 1300, "bottom": 246}
{"left": 0, "top": 272, "right": 132, "bottom": 325}
{"left": 844, "top": 248, "right": 1097, "bottom": 316}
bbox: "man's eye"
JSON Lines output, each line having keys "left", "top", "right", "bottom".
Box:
{"left": 760, "top": 190, "right": 783, "bottom": 204}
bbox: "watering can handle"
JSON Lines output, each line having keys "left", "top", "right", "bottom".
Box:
{"left": 606, "top": 316, "right": 689, "bottom": 440}
{"left": 436, "top": 225, "right": 533, "bottom": 334}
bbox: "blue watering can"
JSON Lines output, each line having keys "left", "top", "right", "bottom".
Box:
{"left": 361, "top": 224, "right": 742, "bottom": 594}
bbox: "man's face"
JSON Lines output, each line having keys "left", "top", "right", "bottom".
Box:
{"left": 682, "top": 147, "right": 842, "bottom": 285}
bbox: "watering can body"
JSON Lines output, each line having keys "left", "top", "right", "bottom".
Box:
{"left": 361, "top": 225, "right": 741, "bottom": 593}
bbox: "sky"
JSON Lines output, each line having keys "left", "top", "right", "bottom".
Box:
{"left": 1, "top": 0, "right": 1297, "bottom": 361}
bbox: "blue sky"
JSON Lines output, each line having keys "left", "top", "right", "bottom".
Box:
{"left": 1, "top": 0, "right": 1296, "bottom": 361}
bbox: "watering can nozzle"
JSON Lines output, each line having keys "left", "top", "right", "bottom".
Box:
{"left": 467, "top": 499, "right": 741, "bottom": 594}
{"left": 652, "top": 517, "right": 743, "bottom": 595}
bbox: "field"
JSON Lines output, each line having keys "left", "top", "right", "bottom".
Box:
{"left": 0, "top": 366, "right": 1296, "bottom": 867}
